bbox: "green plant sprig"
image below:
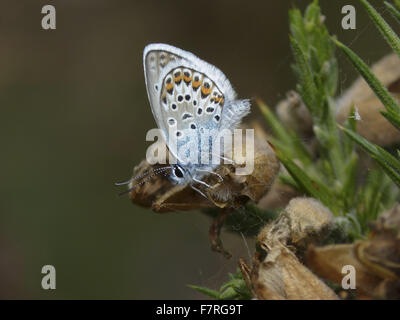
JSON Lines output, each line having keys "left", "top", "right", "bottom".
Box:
{"left": 188, "top": 269, "right": 251, "bottom": 300}
{"left": 191, "top": 0, "right": 400, "bottom": 299}
{"left": 259, "top": 0, "right": 397, "bottom": 237}
{"left": 335, "top": 0, "right": 400, "bottom": 191}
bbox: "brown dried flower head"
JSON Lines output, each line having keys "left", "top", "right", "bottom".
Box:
{"left": 276, "top": 91, "right": 313, "bottom": 136}
{"left": 127, "top": 127, "right": 280, "bottom": 212}
{"left": 306, "top": 204, "right": 400, "bottom": 299}
{"left": 240, "top": 197, "right": 337, "bottom": 300}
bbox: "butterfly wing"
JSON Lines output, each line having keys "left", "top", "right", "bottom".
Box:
{"left": 143, "top": 43, "right": 250, "bottom": 164}
{"left": 143, "top": 44, "right": 184, "bottom": 140}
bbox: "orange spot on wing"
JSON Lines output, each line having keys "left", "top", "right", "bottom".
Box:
{"left": 201, "top": 86, "right": 212, "bottom": 96}
{"left": 192, "top": 81, "right": 201, "bottom": 89}
{"left": 174, "top": 74, "right": 182, "bottom": 83}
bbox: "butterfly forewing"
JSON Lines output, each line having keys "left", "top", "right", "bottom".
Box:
{"left": 144, "top": 48, "right": 184, "bottom": 138}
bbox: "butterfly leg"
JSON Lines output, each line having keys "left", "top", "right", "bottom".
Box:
{"left": 192, "top": 177, "right": 212, "bottom": 189}
{"left": 209, "top": 208, "right": 233, "bottom": 259}
{"left": 211, "top": 153, "right": 237, "bottom": 166}
{"left": 195, "top": 168, "right": 223, "bottom": 182}
{"left": 190, "top": 184, "right": 208, "bottom": 199}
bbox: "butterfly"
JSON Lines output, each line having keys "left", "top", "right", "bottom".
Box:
{"left": 118, "top": 44, "right": 250, "bottom": 198}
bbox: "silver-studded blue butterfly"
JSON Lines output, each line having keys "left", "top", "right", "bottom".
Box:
{"left": 118, "top": 44, "right": 250, "bottom": 197}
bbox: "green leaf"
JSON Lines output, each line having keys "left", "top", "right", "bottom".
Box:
{"left": 289, "top": 35, "right": 321, "bottom": 118}
{"left": 334, "top": 38, "right": 400, "bottom": 116}
{"left": 381, "top": 110, "right": 400, "bottom": 131}
{"left": 342, "top": 106, "right": 357, "bottom": 156}
{"left": 275, "top": 147, "right": 338, "bottom": 213}
{"left": 385, "top": 1, "right": 400, "bottom": 23}
{"left": 187, "top": 285, "right": 221, "bottom": 299}
{"left": 257, "top": 99, "right": 312, "bottom": 164}
{"left": 219, "top": 286, "right": 238, "bottom": 300}
{"left": 341, "top": 151, "right": 358, "bottom": 211}
{"left": 289, "top": 8, "right": 308, "bottom": 55}
{"left": 360, "top": 0, "right": 400, "bottom": 57}
{"left": 374, "top": 156, "right": 400, "bottom": 188}
{"left": 256, "top": 99, "right": 292, "bottom": 143}
{"left": 188, "top": 270, "right": 252, "bottom": 300}
{"left": 340, "top": 125, "right": 400, "bottom": 188}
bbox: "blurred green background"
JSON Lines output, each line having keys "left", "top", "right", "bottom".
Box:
{"left": 0, "top": 0, "right": 392, "bottom": 299}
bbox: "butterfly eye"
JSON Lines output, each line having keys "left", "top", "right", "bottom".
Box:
{"left": 173, "top": 165, "right": 184, "bottom": 179}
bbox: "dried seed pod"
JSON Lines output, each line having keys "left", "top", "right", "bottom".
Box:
{"left": 128, "top": 128, "right": 280, "bottom": 212}
{"left": 306, "top": 244, "right": 381, "bottom": 298}
{"left": 306, "top": 204, "right": 400, "bottom": 299}
{"left": 376, "top": 203, "right": 400, "bottom": 232}
{"left": 240, "top": 197, "right": 338, "bottom": 300}
{"left": 257, "top": 179, "right": 300, "bottom": 210}
{"left": 257, "top": 198, "right": 334, "bottom": 253}
{"left": 276, "top": 91, "right": 313, "bottom": 136}
{"left": 248, "top": 243, "right": 338, "bottom": 300}
{"left": 284, "top": 198, "right": 334, "bottom": 250}
{"left": 125, "top": 125, "right": 280, "bottom": 258}
{"left": 251, "top": 120, "right": 300, "bottom": 210}
{"left": 336, "top": 53, "right": 400, "bottom": 146}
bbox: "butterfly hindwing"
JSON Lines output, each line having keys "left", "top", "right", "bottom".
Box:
{"left": 160, "top": 67, "right": 224, "bottom": 133}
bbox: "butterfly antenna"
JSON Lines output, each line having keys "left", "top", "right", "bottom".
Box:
{"left": 114, "top": 166, "right": 170, "bottom": 186}
{"left": 117, "top": 166, "right": 172, "bottom": 197}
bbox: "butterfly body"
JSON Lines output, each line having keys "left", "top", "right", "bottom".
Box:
{"left": 143, "top": 44, "right": 250, "bottom": 191}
